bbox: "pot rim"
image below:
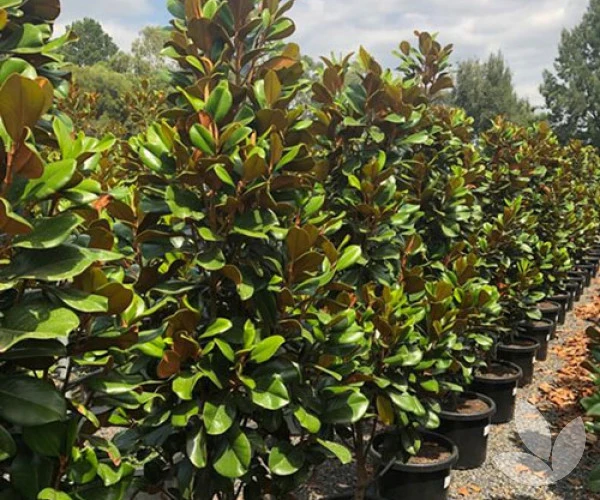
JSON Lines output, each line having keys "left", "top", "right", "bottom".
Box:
{"left": 517, "top": 318, "right": 554, "bottom": 333}
{"left": 547, "top": 293, "right": 569, "bottom": 302}
{"left": 439, "top": 391, "right": 497, "bottom": 421}
{"left": 371, "top": 430, "right": 458, "bottom": 474}
{"left": 474, "top": 360, "right": 523, "bottom": 385}
{"left": 538, "top": 300, "right": 560, "bottom": 312}
{"left": 497, "top": 335, "right": 540, "bottom": 353}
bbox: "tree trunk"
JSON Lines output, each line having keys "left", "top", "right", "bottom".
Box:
{"left": 354, "top": 423, "right": 368, "bottom": 500}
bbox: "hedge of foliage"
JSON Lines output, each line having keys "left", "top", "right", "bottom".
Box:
{"left": 1, "top": 1, "right": 600, "bottom": 499}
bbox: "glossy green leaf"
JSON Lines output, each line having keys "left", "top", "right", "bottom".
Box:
{"left": 197, "top": 247, "right": 226, "bottom": 271}
{"left": 322, "top": 389, "right": 369, "bottom": 424}
{"left": 251, "top": 375, "right": 290, "bottom": 410}
{"left": 200, "top": 318, "right": 232, "bottom": 339}
{"left": 316, "top": 439, "right": 352, "bottom": 464}
{"left": 53, "top": 289, "right": 109, "bottom": 313}
{"left": 0, "top": 376, "right": 66, "bottom": 426}
{"left": 172, "top": 372, "right": 203, "bottom": 400}
{"left": 171, "top": 401, "right": 200, "bottom": 428}
{"left": 186, "top": 427, "right": 207, "bottom": 469}
{"left": 212, "top": 428, "right": 251, "bottom": 478}
{"left": 166, "top": 185, "right": 204, "bottom": 220}
{"left": 38, "top": 488, "right": 72, "bottom": 500}
{"left": 13, "top": 213, "right": 82, "bottom": 249}
{"left": 250, "top": 336, "right": 285, "bottom": 364}
{"left": 0, "top": 302, "right": 79, "bottom": 352}
{"left": 293, "top": 406, "right": 321, "bottom": 434}
{"left": 0, "top": 424, "right": 16, "bottom": 462}
{"left": 0, "top": 245, "right": 122, "bottom": 282}
{"left": 21, "top": 159, "right": 77, "bottom": 202}
{"left": 205, "top": 81, "right": 233, "bottom": 124}
{"left": 190, "top": 124, "right": 216, "bottom": 155}
{"left": 10, "top": 452, "right": 53, "bottom": 500}
{"left": 23, "top": 421, "right": 64, "bottom": 457}
{"left": 203, "top": 400, "right": 236, "bottom": 436}
{"left": 337, "top": 245, "right": 362, "bottom": 271}
{"left": 0, "top": 73, "right": 52, "bottom": 141}
{"left": 268, "top": 443, "right": 304, "bottom": 476}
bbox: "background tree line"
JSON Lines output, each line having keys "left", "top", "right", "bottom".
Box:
{"left": 59, "top": 18, "right": 171, "bottom": 136}
{"left": 62, "top": 0, "right": 600, "bottom": 146}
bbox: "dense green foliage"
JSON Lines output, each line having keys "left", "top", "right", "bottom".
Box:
{"left": 1, "top": 1, "right": 600, "bottom": 500}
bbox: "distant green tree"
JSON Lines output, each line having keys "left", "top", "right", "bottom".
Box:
{"left": 107, "top": 51, "right": 134, "bottom": 74}
{"left": 540, "top": 0, "right": 600, "bottom": 147}
{"left": 103, "top": 26, "right": 171, "bottom": 91}
{"left": 61, "top": 18, "right": 119, "bottom": 66}
{"left": 71, "top": 64, "right": 133, "bottom": 118}
{"left": 452, "top": 52, "right": 534, "bottom": 133}
{"left": 131, "top": 26, "right": 170, "bottom": 75}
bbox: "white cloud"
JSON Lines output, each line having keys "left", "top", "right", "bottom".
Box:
{"left": 52, "top": 0, "right": 591, "bottom": 105}
{"left": 289, "top": 0, "right": 590, "bottom": 105}
{"left": 57, "top": 0, "right": 162, "bottom": 51}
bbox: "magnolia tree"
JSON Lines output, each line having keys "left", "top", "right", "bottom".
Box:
{"left": 308, "top": 32, "right": 499, "bottom": 499}
{"left": 0, "top": 0, "right": 142, "bottom": 497}
{"left": 99, "top": 0, "right": 373, "bottom": 498}
{"left": 475, "top": 118, "right": 547, "bottom": 335}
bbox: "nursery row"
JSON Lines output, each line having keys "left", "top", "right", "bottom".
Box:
{"left": 1, "top": 1, "right": 600, "bottom": 499}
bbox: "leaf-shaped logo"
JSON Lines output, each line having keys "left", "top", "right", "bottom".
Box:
{"left": 493, "top": 401, "right": 586, "bottom": 486}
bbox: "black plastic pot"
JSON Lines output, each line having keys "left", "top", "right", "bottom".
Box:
{"left": 567, "top": 276, "right": 585, "bottom": 302}
{"left": 517, "top": 319, "right": 553, "bottom": 361}
{"left": 437, "top": 392, "right": 496, "bottom": 470}
{"left": 496, "top": 336, "right": 540, "bottom": 387}
{"left": 568, "top": 270, "right": 588, "bottom": 288}
{"left": 574, "top": 264, "right": 594, "bottom": 286}
{"left": 537, "top": 301, "right": 560, "bottom": 339}
{"left": 564, "top": 282, "right": 578, "bottom": 310}
{"left": 470, "top": 361, "right": 522, "bottom": 424}
{"left": 581, "top": 256, "right": 600, "bottom": 275}
{"left": 372, "top": 431, "right": 458, "bottom": 500}
{"left": 567, "top": 274, "right": 585, "bottom": 300}
{"left": 547, "top": 294, "right": 569, "bottom": 325}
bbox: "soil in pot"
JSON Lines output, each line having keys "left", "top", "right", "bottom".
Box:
{"left": 372, "top": 431, "right": 458, "bottom": 500}
{"left": 437, "top": 392, "right": 496, "bottom": 470}
{"left": 496, "top": 336, "right": 540, "bottom": 387}
{"left": 471, "top": 361, "right": 522, "bottom": 424}
{"left": 547, "top": 294, "right": 569, "bottom": 325}
{"left": 537, "top": 301, "right": 560, "bottom": 339}
{"left": 517, "top": 319, "right": 553, "bottom": 361}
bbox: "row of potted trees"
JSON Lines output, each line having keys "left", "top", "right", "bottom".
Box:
{"left": 2, "top": 0, "right": 600, "bottom": 499}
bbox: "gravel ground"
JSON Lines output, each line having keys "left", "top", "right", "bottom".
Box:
{"left": 298, "top": 278, "right": 600, "bottom": 500}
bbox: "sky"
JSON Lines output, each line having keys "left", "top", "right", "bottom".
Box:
{"left": 57, "top": 0, "right": 591, "bottom": 106}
